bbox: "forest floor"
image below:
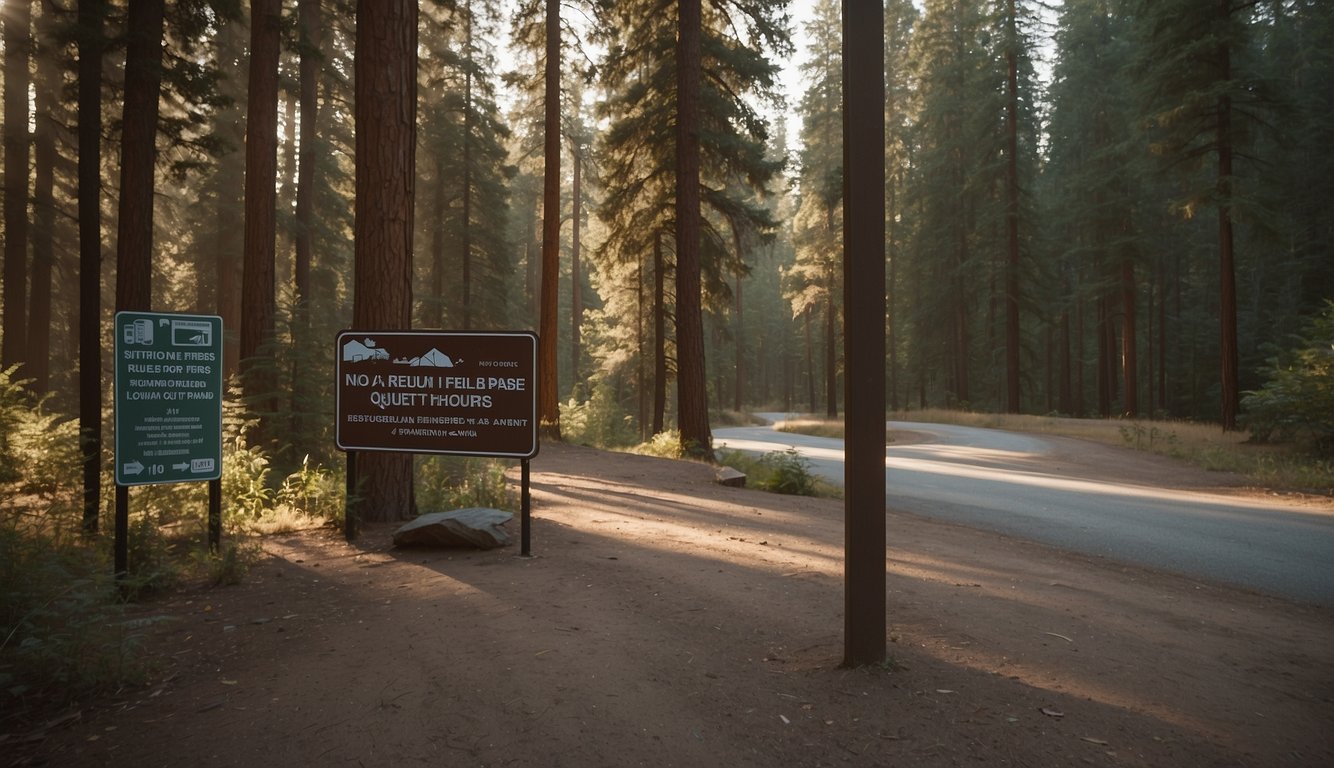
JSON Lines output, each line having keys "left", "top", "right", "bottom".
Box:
{"left": 10, "top": 437, "right": 1334, "bottom": 767}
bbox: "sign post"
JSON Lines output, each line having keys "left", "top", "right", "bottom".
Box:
{"left": 335, "top": 330, "right": 540, "bottom": 547}
{"left": 114, "top": 312, "right": 224, "bottom": 571}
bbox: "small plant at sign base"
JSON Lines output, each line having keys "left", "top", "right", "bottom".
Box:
{"left": 756, "top": 449, "right": 818, "bottom": 496}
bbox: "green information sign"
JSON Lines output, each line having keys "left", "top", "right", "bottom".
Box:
{"left": 114, "top": 311, "right": 223, "bottom": 486}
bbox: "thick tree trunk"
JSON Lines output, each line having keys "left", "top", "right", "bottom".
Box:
{"left": 1217, "top": 7, "right": 1239, "bottom": 431}
{"left": 242, "top": 0, "right": 282, "bottom": 443}
{"left": 652, "top": 230, "right": 666, "bottom": 435}
{"left": 1003, "top": 0, "right": 1021, "bottom": 413}
{"left": 804, "top": 310, "right": 816, "bottom": 412}
{"left": 214, "top": 17, "right": 245, "bottom": 379}
{"left": 571, "top": 137, "right": 582, "bottom": 382}
{"left": 2, "top": 0, "right": 31, "bottom": 372}
{"left": 353, "top": 0, "right": 418, "bottom": 523}
{"left": 637, "top": 253, "right": 647, "bottom": 439}
{"left": 292, "top": 0, "right": 322, "bottom": 443}
{"left": 294, "top": 0, "right": 320, "bottom": 313}
{"left": 732, "top": 226, "right": 744, "bottom": 413}
{"left": 115, "top": 0, "right": 165, "bottom": 313}
{"left": 430, "top": 157, "right": 446, "bottom": 328}
{"left": 461, "top": 3, "right": 474, "bottom": 329}
{"left": 538, "top": 0, "right": 561, "bottom": 438}
{"left": 78, "top": 0, "right": 106, "bottom": 534}
{"left": 1121, "top": 254, "right": 1138, "bottom": 416}
{"left": 675, "top": 0, "right": 711, "bottom": 458}
{"left": 824, "top": 280, "right": 837, "bottom": 419}
{"left": 1095, "top": 295, "right": 1112, "bottom": 417}
{"left": 27, "top": 3, "right": 58, "bottom": 395}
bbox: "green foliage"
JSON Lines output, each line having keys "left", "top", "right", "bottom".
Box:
{"left": 715, "top": 448, "right": 827, "bottom": 497}
{"left": 221, "top": 424, "right": 275, "bottom": 521}
{"left": 0, "top": 526, "right": 150, "bottom": 709}
{"left": 631, "top": 430, "right": 687, "bottom": 460}
{"left": 1243, "top": 302, "right": 1334, "bottom": 454}
{"left": 273, "top": 454, "right": 344, "bottom": 524}
{"left": 561, "top": 380, "right": 638, "bottom": 449}
{"left": 0, "top": 366, "right": 27, "bottom": 485}
{"left": 416, "top": 457, "right": 516, "bottom": 512}
{"left": 753, "top": 449, "right": 819, "bottom": 496}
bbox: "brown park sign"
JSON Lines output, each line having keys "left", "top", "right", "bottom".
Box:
{"left": 335, "top": 330, "right": 538, "bottom": 459}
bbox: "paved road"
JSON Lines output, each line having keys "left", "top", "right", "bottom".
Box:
{"left": 715, "top": 415, "right": 1334, "bottom": 607}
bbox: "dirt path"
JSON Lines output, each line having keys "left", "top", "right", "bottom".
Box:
{"left": 16, "top": 442, "right": 1334, "bottom": 767}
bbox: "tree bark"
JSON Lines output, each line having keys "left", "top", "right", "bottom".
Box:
{"left": 3, "top": 0, "right": 32, "bottom": 371}
{"left": 242, "top": 0, "right": 282, "bottom": 443}
{"left": 1003, "top": 0, "right": 1021, "bottom": 413}
{"left": 675, "top": 0, "right": 711, "bottom": 458}
{"left": 652, "top": 230, "right": 666, "bottom": 435}
{"left": 292, "top": 0, "right": 322, "bottom": 442}
{"left": 461, "top": 2, "right": 474, "bottom": 328}
{"left": 27, "top": 2, "right": 58, "bottom": 394}
{"left": 79, "top": 0, "right": 106, "bottom": 534}
{"left": 214, "top": 17, "right": 245, "bottom": 379}
{"left": 1217, "top": 1, "right": 1239, "bottom": 430}
{"left": 115, "top": 0, "right": 165, "bottom": 313}
{"left": 570, "top": 136, "right": 583, "bottom": 383}
{"left": 824, "top": 276, "right": 837, "bottom": 418}
{"left": 430, "top": 156, "right": 446, "bottom": 327}
{"left": 538, "top": 0, "right": 561, "bottom": 438}
{"left": 353, "top": 0, "right": 418, "bottom": 523}
{"left": 1121, "top": 253, "right": 1138, "bottom": 416}
{"left": 732, "top": 225, "right": 744, "bottom": 413}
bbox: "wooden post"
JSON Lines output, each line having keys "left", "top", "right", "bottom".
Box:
{"left": 114, "top": 484, "right": 128, "bottom": 579}
{"left": 521, "top": 459, "right": 532, "bottom": 557}
{"left": 842, "top": 0, "right": 887, "bottom": 667}
{"left": 208, "top": 478, "right": 221, "bottom": 553}
{"left": 345, "top": 450, "right": 359, "bottom": 541}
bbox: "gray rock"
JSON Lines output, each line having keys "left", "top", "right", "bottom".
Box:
{"left": 716, "top": 466, "right": 747, "bottom": 488}
{"left": 392, "top": 508, "right": 513, "bottom": 549}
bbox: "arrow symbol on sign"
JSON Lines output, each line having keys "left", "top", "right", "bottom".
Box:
{"left": 123, "top": 460, "right": 144, "bottom": 476}
{"left": 172, "top": 462, "right": 190, "bottom": 471}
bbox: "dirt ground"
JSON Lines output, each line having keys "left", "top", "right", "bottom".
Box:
{"left": 10, "top": 437, "right": 1334, "bottom": 767}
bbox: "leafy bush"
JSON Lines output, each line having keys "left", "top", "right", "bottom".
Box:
{"left": 0, "top": 366, "right": 27, "bottom": 485}
{"left": 1243, "top": 301, "right": 1334, "bottom": 454}
{"left": 0, "top": 526, "right": 149, "bottom": 709}
{"left": 561, "top": 379, "right": 637, "bottom": 448}
{"left": 755, "top": 449, "right": 819, "bottom": 496}
{"left": 416, "top": 456, "right": 516, "bottom": 512}
{"left": 631, "top": 429, "right": 686, "bottom": 459}
{"left": 716, "top": 448, "right": 824, "bottom": 497}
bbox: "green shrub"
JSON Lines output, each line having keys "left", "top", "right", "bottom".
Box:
{"left": 631, "top": 429, "right": 686, "bottom": 459}
{"left": 0, "top": 526, "right": 150, "bottom": 709}
{"left": 755, "top": 449, "right": 819, "bottom": 496}
{"left": 561, "top": 379, "right": 637, "bottom": 448}
{"left": 416, "top": 456, "right": 516, "bottom": 512}
{"left": 716, "top": 448, "right": 822, "bottom": 497}
{"left": 0, "top": 366, "right": 28, "bottom": 485}
{"left": 1243, "top": 300, "right": 1334, "bottom": 454}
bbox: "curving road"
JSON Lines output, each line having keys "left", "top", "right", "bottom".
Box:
{"left": 715, "top": 415, "right": 1334, "bottom": 607}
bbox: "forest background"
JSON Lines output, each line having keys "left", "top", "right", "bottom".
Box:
{"left": 1, "top": 0, "right": 1333, "bottom": 547}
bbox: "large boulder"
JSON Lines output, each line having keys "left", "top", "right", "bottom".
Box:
{"left": 392, "top": 508, "right": 513, "bottom": 550}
